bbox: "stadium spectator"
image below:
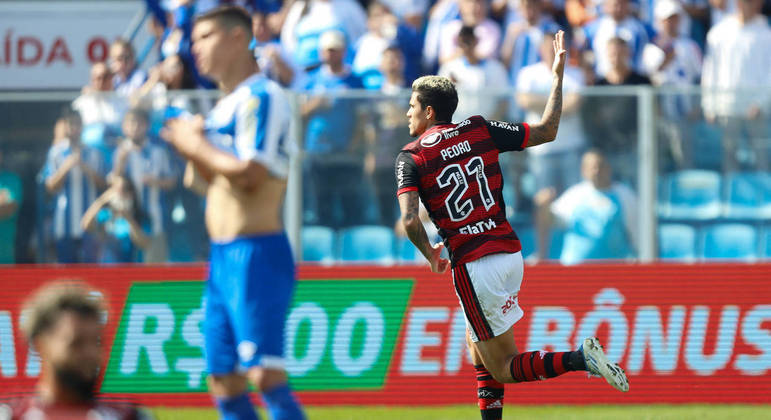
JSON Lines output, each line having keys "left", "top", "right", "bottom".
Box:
{"left": 43, "top": 110, "right": 105, "bottom": 263}
{"left": 380, "top": 0, "right": 431, "bottom": 29}
{"left": 702, "top": 0, "right": 771, "bottom": 172}
{"left": 366, "top": 46, "right": 410, "bottom": 225}
{"left": 8, "top": 282, "right": 149, "bottom": 418}
{"left": 535, "top": 149, "right": 638, "bottom": 264}
{"left": 517, "top": 32, "right": 586, "bottom": 195}
{"left": 280, "top": 0, "right": 368, "bottom": 70}
{"left": 642, "top": 0, "right": 702, "bottom": 169}
{"left": 0, "top": 146, "right": 22, "bottom": 264}
{"left": 109, "top": 39, "right": 148, "bottom": 97}
{"left": 439, "top": 25, "right": 509, "bottom": 120}
{"left": 500, "top": 0, "right": 562, "bottom": 87}
{"left": 111, "top": 109, "right": 176, "bottom": 263}
{"left": 577, "top": 0, "right": 652, "bottom": 78}
{"left": 300, "top": 30, "right": 370, "bottom": 228}
{"left": 73, "top": 62, "right": 128, "bottom": 129}
{"left": 353, "top": 2, "right": 422, "bottom": 89}
{"left": 251, "top": 11, "right": 300, "bottom": 87}
{"left": 583, "top": 37, "right": 650, "bottom": 184}
{"left": 81, "top": 175, "right": 150, "bottom": 263}
{"left": 422, "top": 0, "right": 460, "bottom": 73}
{"left": 438, "top": 0, "right": 502, "bottom": 65}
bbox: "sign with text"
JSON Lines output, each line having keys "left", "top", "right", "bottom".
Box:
{"left": 0, "top": 264, "right": 769, "bottom": 406}
{"left": 0, "top": 1, "right": 142, "bottom": 89}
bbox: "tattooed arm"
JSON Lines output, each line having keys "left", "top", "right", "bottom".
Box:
{"left": 527, "top": 30, "right": 567, "bottom": 148}
{"left": 398, "top": 191, "right": 449, "bottom": 274}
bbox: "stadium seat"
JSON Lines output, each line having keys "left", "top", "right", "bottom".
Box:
{"left": 301, "top": 225, "right": 337, "bottom": 263}
{"left": 701, "top": 223, "right": 758, "bottom": 261}
{"left": 689, "top": 122, "right": 723, "bottom": 170}
{"left": 396, "top": 236, "right": 422, "bottom": 263}
{"left": 339, "top": 225, "right": 396, "bottom": 263}
{"left": 658, "top": 223, "right": 697, "bottom": 261}
{"left": 763, "top": 228, "right": 771, "bottom": 259}
{"left": 660, "top": 170, "right": 722, "bottom": 220}
{"left": 724, "top": 172, "right": 771, "bottom": 220}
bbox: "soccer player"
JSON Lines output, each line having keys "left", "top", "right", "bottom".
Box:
{"left": 395, "top": 31, "right": 628, "bottom": 420}
{"left": 162, "top": 6, "right": 304, "bottom": 420}
{"left": 7, "top": 282, "right": 148, "bottom": 419}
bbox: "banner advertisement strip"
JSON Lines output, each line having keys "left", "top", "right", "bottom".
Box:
{"left": 0, "top": 264, "right": 769, "bottom": 405}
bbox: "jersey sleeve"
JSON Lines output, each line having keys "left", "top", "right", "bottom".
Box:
{"left": 234, "top": 85, "right": 293, "bottom": 179}
{"left": 395, "top": 151, "right": 419, "bottom": 196}
{"left": 486, "top": 119, "right": 530, "bottom": 152}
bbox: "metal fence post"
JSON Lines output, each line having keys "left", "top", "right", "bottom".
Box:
{"left": 637, "top": 86, "right": 657, "bottom": 262}
{"left": 285, "top": 91, "right": 304, "bottom": 261}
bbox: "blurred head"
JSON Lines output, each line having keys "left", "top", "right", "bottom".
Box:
{"left": 655, "top": 0, "right": 682, "bottom": 36}
{"left": 89, "top": 62, "right": 113, "bottom": 92}
{"left": 457, "top": 25, "right": 478, "bottom": 56}
{"left": 60, "top": 108, "right": 83, "bottom": 143}
{"left": 737, "top": 0, "right": 763, "bottom": 20}
{"left": 367, "top": 2, "right": 391, "bottom": 33}
{"left": 607, "top": 37, "right": 630, "bottom": 72}
{"left": 122, "top": 108, "right": 149, "bottom": 143}
{"left": 160, "top": 54, "right": 195, "bottom": 89}
{"left": 408, "top": 76, "right": 458, "bottom": 136}
{"left": 192, "top": 6, "right": 253, "bottom": 83}
{"left": 319, "top": 30, "right": 346, "bottom": 68}
{"left": 381, "top": 45, "right": 405, "bottom": 78}
{"left": 459, "top": 0, "right": 488, "bottom": 26}
{"left": 539, "top": 32, "right": 556, "bottom": 65}
{"left": 251, "top": 12, "right": 271, "bottom": 42}
{"left": 603, "top": 0, "right": 629, "bottom": 22}
{"left": 581, "top": 149, "right": 612, "bottom": 188}
{"left": 22, "top": 282, "right": 104, "bottom": 403}
{"left": 520, "top": 0, "right": 543, "bottom": 24}
{"left": 109, "top": 39, "right": 136, "bottom": 79}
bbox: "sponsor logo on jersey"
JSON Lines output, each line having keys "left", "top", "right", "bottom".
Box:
{"left": 489, "top": 120, "right": 518, "bottom": 131}
{"left": 420, "top": 132, "right": 442, "bottom": 147}
{"left": 396, "top": 160, "right": 406, "bottom": 187}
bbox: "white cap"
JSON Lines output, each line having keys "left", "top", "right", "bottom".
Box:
{"left": 655, "top": 0, "right": 683, "bottom": 20}
{"left": 319, "top": 30, "right": 346, "bottom": 50}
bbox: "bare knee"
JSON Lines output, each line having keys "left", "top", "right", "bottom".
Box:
{"left": 247, "top": 367, "right": 288, "bottom": 392}
{"left": 208, "top": 373, "right": 249, "bottom": 398}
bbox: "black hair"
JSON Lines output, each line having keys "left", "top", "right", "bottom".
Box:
{"left": 411, "top": 76, "right": 459, "bottom": 123}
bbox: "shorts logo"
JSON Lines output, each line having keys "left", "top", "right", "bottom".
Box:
{"left": 237, "top": 341, "right": 258, "bottom": 362}
{"left": 501, "top": 294, "right": 518, "bottom": 315}
{"left": 420, "top": 132, "right": 442, "bottom": 147}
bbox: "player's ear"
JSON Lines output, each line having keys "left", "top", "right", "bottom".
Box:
{"left": 425, "top": 105, "right": 435, "bottom": 121}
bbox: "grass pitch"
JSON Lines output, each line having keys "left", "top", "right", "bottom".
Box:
{"left": 151, "top": 404, "right": 771, "bottom": 420}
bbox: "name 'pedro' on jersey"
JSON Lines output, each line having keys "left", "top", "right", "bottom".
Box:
{"left": 395, "top": 115, "right": 530, "bottom": 266}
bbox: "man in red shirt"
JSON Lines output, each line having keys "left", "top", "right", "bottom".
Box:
{"left": 395, "top": 31, "right": 628, "bottom": 420}
{"left": 6, "top": 282, "right": 148, "bottom": 419}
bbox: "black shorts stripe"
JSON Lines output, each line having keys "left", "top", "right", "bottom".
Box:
{"left": 454, "top": 264, "right": 494, "bottom": 341}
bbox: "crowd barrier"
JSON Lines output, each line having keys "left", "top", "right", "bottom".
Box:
{"left": 1, "top": 263, "right": 769, "bottom": 405}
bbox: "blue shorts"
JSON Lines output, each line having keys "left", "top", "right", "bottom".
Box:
{"left": 204, "top": 232, "right": 296, "bottom": 375}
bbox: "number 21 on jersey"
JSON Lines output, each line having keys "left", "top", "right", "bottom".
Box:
{"left": 436, "top": 156, "right": 494, "bottom": 221}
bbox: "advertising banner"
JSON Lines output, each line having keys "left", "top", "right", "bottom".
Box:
{"left": 0, "top": 1, "right": 142, "bottom": 89}
{"left": 0, "top": 264, "right": 769, "bottom": 406}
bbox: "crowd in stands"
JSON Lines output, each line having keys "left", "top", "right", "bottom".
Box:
{"left": 11, "top": 0, "right": 770, "bottom": 265}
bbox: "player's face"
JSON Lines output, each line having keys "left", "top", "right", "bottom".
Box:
{"left": 192, "top": 20, "right": 232, "bottom": 81}
{"left": 37, "top": 312, "right": 102, "bottom": 400}
{"left": 407, "top": 92, "right": 430, "bottom": 137}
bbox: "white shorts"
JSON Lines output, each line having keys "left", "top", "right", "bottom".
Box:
{"left": 452, "top": 252, "right": 524, "bottom": 342}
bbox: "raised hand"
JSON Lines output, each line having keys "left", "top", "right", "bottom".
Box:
{"left": 552, "top": 30, "right": 567, "bottom": 77}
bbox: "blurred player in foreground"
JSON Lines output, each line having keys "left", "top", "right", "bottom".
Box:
{"left": 395, "top": 31, "right": 628, "bottom": 420}
{"left": 162, "top": 6, "right": 304, "bottom": 420}
{"left": 6, "top": 282, "right": 148, "bottom": 419}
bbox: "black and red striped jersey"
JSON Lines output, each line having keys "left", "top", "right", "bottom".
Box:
{"left": 395, "top": 115, "right": 530, "bottom": 266}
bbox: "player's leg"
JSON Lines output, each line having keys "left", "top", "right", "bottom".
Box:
{"left": 206, "top": 243, "right": 260, "bottom": 420}
{"left": 236, "top": 234, "right": 305, "bottom": 420}
{"left": 467, "top": 330, "right": 505, "bottom": 420}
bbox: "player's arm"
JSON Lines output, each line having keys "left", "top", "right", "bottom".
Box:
{"left": 525, "top": 30, "right": 567, "bottom": 148}
{"left": 163, "top": 116, "right": 269, "bottom": 192}
{"left": 395, "top": 152, "right": 449, "bottom": 274}
{"left": 183, "top": 161, "right": 211, "bottom": 196}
